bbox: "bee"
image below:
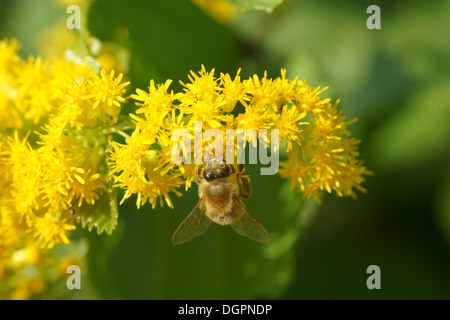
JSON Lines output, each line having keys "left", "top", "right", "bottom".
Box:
{"left": 172, "top": 161, "right": 271, "bottom": 245}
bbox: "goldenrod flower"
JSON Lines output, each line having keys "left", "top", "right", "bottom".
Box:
{"left": 279, "top": 143, "right": 311, "bottom": 192}
{"left": 28, "top": 212, "right": 76, "bottom": 249}
{"left": 233, "top": 108, "right": 269, "bottom": 147}
{"left": 0, "top": 38, "right": 21, "bottom": 74}
{"left": 295, "top": 79, "right": 331, "bottom": 116}
{"left": 219, "top": 69, "right": 249, "bottom": 113}
{"left": 109, "top": 130, "right": 184, "bottom": 209}
{"left": 67, "top": 170, "right": 107, "bottom": 207}
{"left": 131, "top": 79, "right": 176, "bottom": 120}
{"left": 83, "top": 69, "right": 130, "bottom": 123}
{"left": 271, "top": 105, "right": 307, "bottom": 151}
{"left": 36, "top": 118, "right": 82, "bottom": 152}
{"left": 6, "top": 132, "right": 42, "bottom": 216}
{"left": 110, "top": 66, "right": 371, "bottom": 209}
{"left": 244, "top": 69, "right": 298, "bottom": 112}
{"left": 178, "top": 66, "right": 231, "bottom": 129}
{"left": 0, "top": 36, "right": 371, "bottom": 298}
{"left": 0, "top": 37, "right": 132, "bottom": 298}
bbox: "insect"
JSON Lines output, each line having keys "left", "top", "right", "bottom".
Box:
{"left": 172, "top": 161, "right": 271, "bottom": 245}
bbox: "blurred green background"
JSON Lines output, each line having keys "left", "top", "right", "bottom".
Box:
{"left": 1, "top": 0, "right": 449, "bottom": 299}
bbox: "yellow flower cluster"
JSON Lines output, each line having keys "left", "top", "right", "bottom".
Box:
{"left": 109, "top": 65, "right": 371, "bottom": 209}
{"left": 0, "top": 38, "right": 129, "bottom": 297}
{"left": 0, "top": 36, "right": 370, "bottom": 297}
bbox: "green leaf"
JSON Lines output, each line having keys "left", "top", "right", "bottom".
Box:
{"left": 226, "top": 0, "right": 284, "bottom": 12}
{"left": 75, "top": 186, "right": 119, "bottom": 235}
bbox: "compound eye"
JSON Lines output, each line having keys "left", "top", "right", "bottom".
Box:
{"left": 204, "top": 170, "right": 214, "bottom": 182}
{"left": 217, "top": 164, "right": 230, "bottom": 178}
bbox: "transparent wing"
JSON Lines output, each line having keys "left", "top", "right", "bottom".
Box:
{"left": 171, "top": 199, "right": 212, "bottom": 245}
{"left": 240, "top": 175, "right": 251, "bottom": 199}
{"left": 230, "top": 197, "right": 271, "bottom": 243}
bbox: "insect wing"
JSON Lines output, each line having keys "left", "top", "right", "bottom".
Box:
{"left": 230, "top": 198, "right": 271, "bottom": 243}
{"left": 240, "top": 175, "right": 251, "bottom": 199}
{"left": 171, "top": 199, "right": 212, "bottom": 245}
